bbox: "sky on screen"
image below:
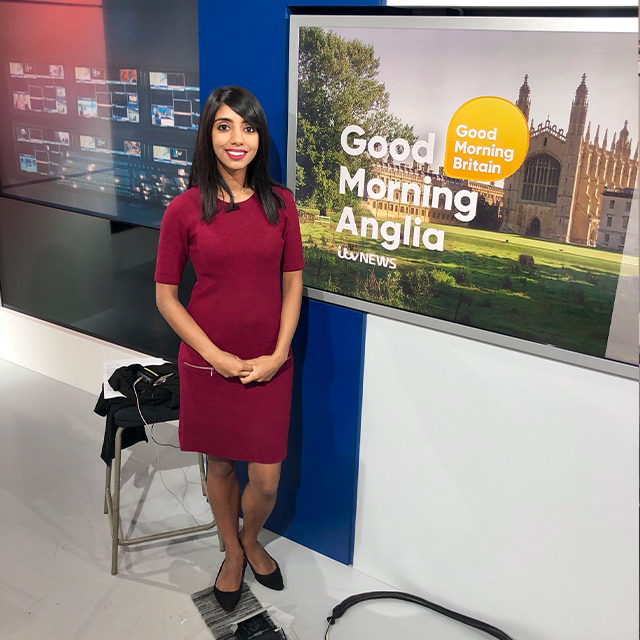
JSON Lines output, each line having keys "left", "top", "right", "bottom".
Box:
{"left": 331, "top": 27, "right": 638, "bottom": 171}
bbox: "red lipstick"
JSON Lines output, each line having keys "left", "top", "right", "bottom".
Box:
{"left": 225, "top": 149, "right": 248, "bottom": 160}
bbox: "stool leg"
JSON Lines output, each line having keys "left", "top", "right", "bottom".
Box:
{"left": 111, "top": 427, "right": 123, "bottom": 576}
{"left": 198, "top": 453, "right": 207, "bottom": 497}
{"left": 104, "top": 462, "right": 111, "bottom": 515}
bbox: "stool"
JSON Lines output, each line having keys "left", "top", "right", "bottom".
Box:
{"left": 103, "top": 407, "right": 224, "bottom": 575}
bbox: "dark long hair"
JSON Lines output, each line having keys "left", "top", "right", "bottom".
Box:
{"left": 188, "top": 86, "right": 284, "bottom": 224}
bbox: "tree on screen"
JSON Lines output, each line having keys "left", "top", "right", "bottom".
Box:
{"left": 469, "top": 195, "right": 501, "bottom": 231}
{"left": 296, "top": 27, "right": 416, "bottom": 216}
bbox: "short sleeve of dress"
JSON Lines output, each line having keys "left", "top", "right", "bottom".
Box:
{"left": 280, "top": 190, "right": 305, "bottom": 272}
{"left": 155, "top": 197, "right": 190, "bottom": 285}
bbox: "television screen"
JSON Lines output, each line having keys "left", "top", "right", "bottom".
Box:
{"left": 15, "top": 125, "right": 69, "bottom": 176}
{"left": 150, "top": 70, "right": 199, "bottom": 130}
{"left": 288, "top": 15, "right": 638, "bottom": 374}
{"left": 0, "top": 0, "right": 199, "bottom": 229}
{"left": 9, "top": 61, "right": 67, "bottom": 114}
{"left": 75, "top": 66, "right": 139, "bottom": 123}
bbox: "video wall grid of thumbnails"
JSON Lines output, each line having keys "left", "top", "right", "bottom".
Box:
{"left": 3, "top": 62, "right": 200, "bottom": 226}
{"left": 13, "top": 124, "right": 190, "bottom": 207}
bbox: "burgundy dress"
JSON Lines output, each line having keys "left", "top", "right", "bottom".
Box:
{"left": 154, "top": 186, "right": 305, "bottom": 463}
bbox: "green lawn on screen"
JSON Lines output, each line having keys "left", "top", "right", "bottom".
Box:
{"left": 299, "top": 209, "right": 626, "bottom": 357}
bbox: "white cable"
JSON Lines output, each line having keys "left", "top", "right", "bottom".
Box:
{"left": 152, "top": 437, "right": 211, "bottom": 522}
{"left": 133, "top": 377, "right": 212, "bottom": 522}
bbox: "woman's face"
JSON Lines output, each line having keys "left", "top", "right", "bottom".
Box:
{"left": 211, "top": 103, "right": 259, "bottom": 175}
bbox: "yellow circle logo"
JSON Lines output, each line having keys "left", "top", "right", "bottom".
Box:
{"left": 444, "top": 96, "right": 529, "bottom": 181}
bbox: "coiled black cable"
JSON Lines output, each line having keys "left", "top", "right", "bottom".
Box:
{"left": 326, "top": 590, "right": 516, "bottom": 640}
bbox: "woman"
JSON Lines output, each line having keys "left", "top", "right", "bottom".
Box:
{"left": 155, "top": 86, "right": 304, "bottom": 612}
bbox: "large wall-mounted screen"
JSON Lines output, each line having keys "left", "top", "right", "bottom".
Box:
{"left": 288, "top": 15, "right": 638, "bottom": 377}
{"left": 0, "top": 0, "right": 199, "bottom": 230}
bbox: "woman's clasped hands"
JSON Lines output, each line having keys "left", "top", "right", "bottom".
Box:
{"left": 209, "top": 350, "right": 286, "bottom": 384}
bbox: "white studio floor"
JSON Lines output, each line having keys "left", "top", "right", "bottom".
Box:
{"left": 0, "top": 357, "right": 480, "bottom": 640}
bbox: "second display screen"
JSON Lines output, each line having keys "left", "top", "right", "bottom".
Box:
{"left": 0, "top": 0, "right": 200, "bottom": 229}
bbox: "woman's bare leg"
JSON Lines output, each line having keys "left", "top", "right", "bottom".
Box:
{"left": 239, "top": 461, "right": 281, "bottom": 574}
{"left": 206, "top": 456, "right": 244, "bottom": 591}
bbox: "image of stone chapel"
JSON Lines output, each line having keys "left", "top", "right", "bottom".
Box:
{"left": 501, "top": 74, "right": 638, "bottom": 247}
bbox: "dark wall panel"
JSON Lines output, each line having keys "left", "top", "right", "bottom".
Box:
{"left": 0, "top": 198, "right": 194, "bottom": 358}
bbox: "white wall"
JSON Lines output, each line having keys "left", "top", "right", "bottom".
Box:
{"left": 0, "top": 307, "right": 147, "bottom": 394}
{"left": 354, "top": 314, "right": 638, "bottom": 640}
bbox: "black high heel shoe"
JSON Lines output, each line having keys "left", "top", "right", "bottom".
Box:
{"left": 241, "top": 542, "right": 284, "bottom": 591}
{"left": 212, "top": 558, "right": 247, "bottom": 612}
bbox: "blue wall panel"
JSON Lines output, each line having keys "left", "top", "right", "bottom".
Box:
{"left": 238, "top": 299, "right": 366, "bottom": 564}
{"left": 198, "top": 0, "right": 381, "bottom": 563}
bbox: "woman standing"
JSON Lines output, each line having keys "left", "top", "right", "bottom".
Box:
{"left": 155, "top": 86, "right": 304, "bottom": 611}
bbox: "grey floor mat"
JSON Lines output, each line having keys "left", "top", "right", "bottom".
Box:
{"left": 191, "top": 583, "right": 274, "bottom": 639}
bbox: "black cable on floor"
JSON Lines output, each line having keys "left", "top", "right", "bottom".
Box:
{"left": 326, "top": 590, "right": 516, "bottom": 640}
